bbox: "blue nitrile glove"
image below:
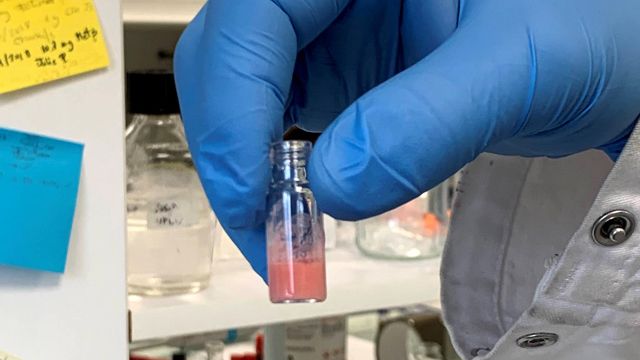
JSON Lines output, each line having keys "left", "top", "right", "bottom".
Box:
{"left": 174, "top": 0, "right": 640, "bottom": 280}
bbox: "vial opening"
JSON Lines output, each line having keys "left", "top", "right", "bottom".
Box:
{"left": 271, "top": 140, "right": 312, "bottom": 163}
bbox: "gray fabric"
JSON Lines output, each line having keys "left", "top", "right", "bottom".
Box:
{"left": 440, "top": 143, "right": 632, "bottom": 359}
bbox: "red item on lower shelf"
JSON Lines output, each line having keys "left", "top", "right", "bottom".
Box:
{"left": 255, "top": 333, "right": 264, "bottom": 360}
{"left": 230, "top": 353, "right": 258, "bottom": 360}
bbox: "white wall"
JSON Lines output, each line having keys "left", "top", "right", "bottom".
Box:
{"left": 0, "top": 0, "right": 128, "bottom": 358}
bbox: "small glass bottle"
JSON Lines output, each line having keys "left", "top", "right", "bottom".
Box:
{"left": 125, "top": 71, "right": 216, "bottom": 296}
{"left": 266, "top": 140, "right": 327, "bottom": 303}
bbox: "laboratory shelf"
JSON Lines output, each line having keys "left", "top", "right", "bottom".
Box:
{"left": 123, "top": 0, "right": 204, "bottom": 24}
{"left": 129, "top": 245, "right": 441, "bottom": 342}
{"left": 134, "top": 336, "right": 375, "bottom": 360}
{"left": 222, "top": 336, "right": 375, "bottom": 360}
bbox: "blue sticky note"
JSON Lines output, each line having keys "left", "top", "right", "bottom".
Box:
{"left": 0, "top": 127, "right": 83, "bottom": 273}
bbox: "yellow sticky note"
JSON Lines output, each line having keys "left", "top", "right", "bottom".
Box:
{"left": 0, "top": 350, "right": 21, "bottom": 360}
{"left": 0, "top": 0, "right": 109, "bottom": 94}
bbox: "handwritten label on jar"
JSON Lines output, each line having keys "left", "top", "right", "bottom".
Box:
{"left": 0, "top": 0, "right": 109, "bottom": 94}
{"left": 147, "top": 198, "right": 197, "bottom": 229}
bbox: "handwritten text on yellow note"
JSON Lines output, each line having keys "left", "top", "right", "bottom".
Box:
{"left": 0, "top": 0, "right": 110, "bottom": 94}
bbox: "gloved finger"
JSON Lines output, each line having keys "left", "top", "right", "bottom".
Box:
{"left": 286, "top": 1, "right": 404, "bottom": 133}
{"left": 308, "top": 20, "right": 532, "bottom": 220}
{"left": 174, "top": 0, "right": 348, "bottom": 278}
{"left": 286, "top": 1, "right": 459, "bottom": 133}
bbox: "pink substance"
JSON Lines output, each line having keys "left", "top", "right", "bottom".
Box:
{"left": 268, "top": 260, "right": 327, "bottom": 303}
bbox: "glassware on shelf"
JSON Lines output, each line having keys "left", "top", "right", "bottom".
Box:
{"left": 204, "top": 340, "right": 224, "bottom": 360}
{"left": 324, "top": 214, "right": 338, "bottom": 250}
{"left": 356, "top": 180, "right": 452, "bottom": 260}
{"left": 266, "top": 140, "right": 327, "bottom": 303}
{"left": 125, "top": 71, "right": 216, "bottom": 296}
{"left": 336, "top": 220, "right": 357, "bottom": 248}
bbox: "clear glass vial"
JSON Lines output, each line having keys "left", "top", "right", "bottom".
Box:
{"left": 125, "top": 71, "right": 216, "bottom": 296}
{"left": 356, "top": 179, "right": 453, "bottom": 260}
{"left": 266, "top": 140, "right": 327, "bottom": 303}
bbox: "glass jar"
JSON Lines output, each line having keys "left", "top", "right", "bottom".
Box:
{"left": 125, "top": 71, "right": 216, "bottom": 296}
{"left": 324, "top": 214, "right": 338, "bottom": 250}
{"left": 356, "top": 180, "right": 452, "bottom": 260}
{"left": 266, "top": 140, "right": 327, "bottom": 303}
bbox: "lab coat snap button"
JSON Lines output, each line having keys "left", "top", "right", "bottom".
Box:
{"left": 516, "top": 333, "right": 558, "bottom": 349}
{"left": 471, "top": 347, "right": 491, "bottom": 356}
{"left": 592, "top": 210, "right": 635, "bottom": 246}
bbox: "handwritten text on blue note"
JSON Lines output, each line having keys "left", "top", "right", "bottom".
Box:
{"left": 0, "top": 127, "right": 83, "bottom": 273}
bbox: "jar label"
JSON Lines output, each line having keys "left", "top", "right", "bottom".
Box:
{"left": 147, "top": 198, "right": 198, "bottom": 229}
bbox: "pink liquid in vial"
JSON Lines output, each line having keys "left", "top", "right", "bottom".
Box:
{"left": 268, "top": 260, "right": 327, "bottom": 303}
{"left": 266, "top": 209, "right": 327, "bottom": 303}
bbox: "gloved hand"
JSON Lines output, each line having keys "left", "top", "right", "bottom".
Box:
{"left": 174, "top": 0, "right": 640, "bottom": 280}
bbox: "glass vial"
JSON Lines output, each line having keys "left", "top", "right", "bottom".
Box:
{"left": 125, "top": 71, "right": 216, "bottom": 296}
{"left": 266, "top": 140, "right": 327, "bottom": 303}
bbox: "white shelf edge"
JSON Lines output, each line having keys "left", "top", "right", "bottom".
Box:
{"left": 123, "top": 0, "right": 204, "bottom": 25}
{"left": 130, "top": 246, "right": 441, "bottom": 342}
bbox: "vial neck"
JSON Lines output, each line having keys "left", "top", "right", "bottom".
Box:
{"left": 272, "top": 160, "right": 308, "bottom": 184}
{"left": 131, "top": 113, "right": 182, "bottom": 126}
{"left": 270, "top": 140, "right": 312, "bottom": 185}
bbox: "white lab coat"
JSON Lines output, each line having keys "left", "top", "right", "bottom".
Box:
{"left": 441, "top": 125, "right": 640, "bottom": 359}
